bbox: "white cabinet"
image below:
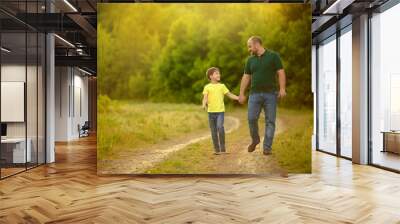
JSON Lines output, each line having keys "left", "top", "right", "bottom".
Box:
{"left": 1, "top": 138, "right": 32, "bottom": 163}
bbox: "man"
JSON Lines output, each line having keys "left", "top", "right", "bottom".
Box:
{"left": 238, "top": 36, "right": 286, "bottom": 155}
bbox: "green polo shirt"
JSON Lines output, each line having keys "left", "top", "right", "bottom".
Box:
{"left": 244, "top": 50, "right": 283, "bottom": 93}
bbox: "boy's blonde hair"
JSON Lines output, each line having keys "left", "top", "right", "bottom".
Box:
{"left": 206, "top": 67, "right": 219, "bottom": 80}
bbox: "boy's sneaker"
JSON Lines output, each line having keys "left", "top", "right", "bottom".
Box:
{"left": 214, "top": 152, "right": 221, "bottom": 155}
{"left": 248, "top": 139, "right": 260, "bottom": 152}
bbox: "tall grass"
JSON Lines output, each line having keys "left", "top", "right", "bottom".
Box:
{"left": 97, "top": 95, "right": 208, "bottom": 160}
{"left": 272, "top": 108, "right": 312, "bottom": 173}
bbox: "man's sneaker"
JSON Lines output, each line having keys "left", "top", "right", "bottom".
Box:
{"left": 248, "top": 140, "right": 260, "bottom": 152}
{"left": 214, "top": 152, "right": 221, "bottom": 155}
{"left": 263, "top": 149, "right": 272, "bottom": 155}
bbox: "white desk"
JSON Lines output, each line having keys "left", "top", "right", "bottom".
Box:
{"left": 1, "top": 138, "right": 31, "bottom": 163}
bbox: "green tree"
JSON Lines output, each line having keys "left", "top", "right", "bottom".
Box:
{"left": 98, "top": 4, "right": 312, "bottom": 108}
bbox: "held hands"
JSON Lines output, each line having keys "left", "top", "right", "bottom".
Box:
{"left": 238, "top": 94, "right": 247, "bottom": 105}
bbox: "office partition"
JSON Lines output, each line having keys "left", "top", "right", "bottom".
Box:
{"left": 0, "top": 1, "right": 47, "bottom": 179}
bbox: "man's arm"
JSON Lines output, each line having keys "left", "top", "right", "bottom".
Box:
{"left": 225, "top": 92, "right": 239, "bottom": 101}
{"left": 239, "top": 74, "right": 251, "bottom": 104}
{"left": 202, "top": 94, "right": 208, "bottom": 110}
{"left": 277, "top": 69, "right": 286, "bottom": 98}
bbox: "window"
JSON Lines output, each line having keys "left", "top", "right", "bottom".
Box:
{"left": 339, "top": 27, "right": 352, "bottom": 158}
{"left": 317, "top": 35, "right": 337, "bottom": 154}
{"left": 370, "top": 3, "right": 400, "bottom": 171}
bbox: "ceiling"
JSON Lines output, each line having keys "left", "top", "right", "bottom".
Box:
{"left": 5, "top": 0, "right": 392, "bottom": 73}
{"left": 311, "top": 0, "right": 390, "bottom": 43}
{"left": 1, "top": 0, "right": 97, "bottom": 74}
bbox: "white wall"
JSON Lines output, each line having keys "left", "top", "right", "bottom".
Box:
{"left": 72, "top": 73, "right": 89, "bottom": 138}
{"left": 55, "top": 67, "right": 89, "bottom": 141}
{"left": 55, "top": 66, "right": 70, "bottom": 141}
{"left": 1, "top": 65, "right": 25, "bottom": 81}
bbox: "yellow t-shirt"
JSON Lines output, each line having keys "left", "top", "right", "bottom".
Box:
{"left": 202, "top": 83, "right": 230, "bottom": 112}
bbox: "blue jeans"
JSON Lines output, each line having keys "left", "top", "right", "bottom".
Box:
{"left": 248, "top": 92, "right": 277, "bottom": 151}
{"left": 208, "top": 112, "right": 225, "bottom": 152}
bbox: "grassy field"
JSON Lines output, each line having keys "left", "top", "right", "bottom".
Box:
{"left": 272, "top": 109, "right": 312, "bottom": 173}
{"left": 147, "top": 108, "right": 312, "bottom": 174}
{"left": 97, "top": 96, "right": 209, "bottom": 160}
{"left": 98, "top": 97, "right": 312, "bottom": 174}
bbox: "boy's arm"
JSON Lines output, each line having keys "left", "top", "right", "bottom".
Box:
{"left": 202, "top": 94, "right": 208, "bottom": 110}
{"left": 225, "top": 92, "right": 239, "bottom": 101}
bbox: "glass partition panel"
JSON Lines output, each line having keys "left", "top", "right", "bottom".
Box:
{"left": 0, "top": 1, "right": 46, "bottom": 179}
{"left": 1, "top": 31, "right": 27, "bottom": 177}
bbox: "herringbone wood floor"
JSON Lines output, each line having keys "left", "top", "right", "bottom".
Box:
{"left": 1, "top": 135, "right": 400, "bottom": 223}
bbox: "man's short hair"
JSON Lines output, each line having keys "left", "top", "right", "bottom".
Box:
{"left": 249, "top": 36, "right": 263, "bottom": 45}
{"left": 206, "top": 67, "right": 219, "bottom": 80}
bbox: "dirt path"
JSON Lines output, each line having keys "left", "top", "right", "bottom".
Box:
{"left": 98, "top": 116, "right": 240, "bottom": 174}
{"left": 99, "top": 111, "right": 289, "bottom": 175}
{"left": 213, "top": 117, "right": 288, "bottom": 175}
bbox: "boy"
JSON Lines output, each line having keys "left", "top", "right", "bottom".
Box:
{"left": 202, "top": 67, "right": 239, "bottom": 155}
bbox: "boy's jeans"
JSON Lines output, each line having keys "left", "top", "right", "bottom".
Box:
{"left": 208, "top": 112, "right": 225, "bottom": 152}
{"left": 247, "top": 92, "right": 277, "bottom": 151}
